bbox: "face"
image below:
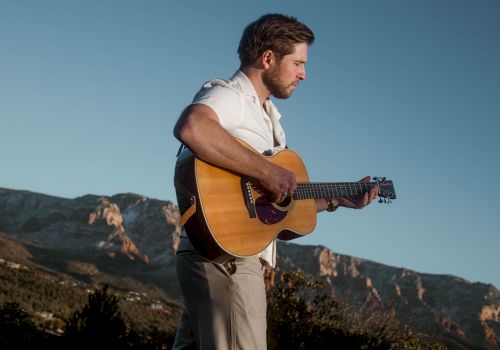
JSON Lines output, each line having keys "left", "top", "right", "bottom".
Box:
{"left": 263, "top": 42, "right": 308, "bottom": 99}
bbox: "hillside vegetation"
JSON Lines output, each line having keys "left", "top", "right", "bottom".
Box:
{"left": 0, "top": 259, "right": 449, "bottom": 349}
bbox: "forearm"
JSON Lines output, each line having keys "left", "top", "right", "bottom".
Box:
{"left": 174, "top": 104, "right": 274, "bottom": 182}
{"left": 316, "top": 198, "right": 328, "bottom": 212}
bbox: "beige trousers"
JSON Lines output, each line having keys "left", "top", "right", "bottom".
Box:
{"left": 172, "top": 239, "right": 267, "bottom": 350}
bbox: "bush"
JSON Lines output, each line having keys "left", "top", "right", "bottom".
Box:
{"left": 0, "top": 301, "right": 60, "bottom": 349}
{"left": 267, "top": 270, "right": 447, "bottom": 350}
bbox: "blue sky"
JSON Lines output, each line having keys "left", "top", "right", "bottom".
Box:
{"left": 1, "top": 1, "right": 499, "bottom": 288}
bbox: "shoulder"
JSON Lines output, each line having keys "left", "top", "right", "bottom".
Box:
{"left": 191, "top": 77, "right": 245, "bottom": 130}
{"left": 193, "top": 78, "right": 243, "bottom": 104}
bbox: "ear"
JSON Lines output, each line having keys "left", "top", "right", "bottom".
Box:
{"left": 261, "top": 50, "right": 276, "bottom": 69}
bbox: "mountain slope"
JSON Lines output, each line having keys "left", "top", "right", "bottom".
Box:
{"left": 0, "top": 187, "right": 498, "bottom": 348}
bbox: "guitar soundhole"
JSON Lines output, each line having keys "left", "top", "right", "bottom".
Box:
{"left": 255, "top": 196, "right": 288, "bottom": 225}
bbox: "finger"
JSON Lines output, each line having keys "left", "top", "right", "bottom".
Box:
{"left": 348, "top": 193, "right": 368, "bottom": 208}
{"left": 275, "top": 187, "right": 291, "bottom": 203}
{"left": 282, "top": 191, "right": 290, "bottom": 202}
{"left": 370, "top": 184, "right": 379, "bottom": 201}
{"left": 359, "top": 176, "right": 371, "bottom": 183}
{"left": 286, "top": 173, "right": 297, "bottom": 195}
{"left": 272, "top": 191, "right": 282, "bottom": 203}
{"left": 338, "top": 197, "right": 356, "bottom": 208}
{"left": 362, "top": 192, "right": 369, "bottom": 206}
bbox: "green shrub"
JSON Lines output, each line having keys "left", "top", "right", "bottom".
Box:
{"left": 267, "top": 270, "right": 447, "bottom": 350}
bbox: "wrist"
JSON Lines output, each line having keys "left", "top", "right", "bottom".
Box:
{"left": 326, "top": 198, "right": 339, "bottom": 212}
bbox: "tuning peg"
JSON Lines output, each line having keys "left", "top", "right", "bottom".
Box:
{"left": 377, "top": 198, "right": 392, "bottom": 204}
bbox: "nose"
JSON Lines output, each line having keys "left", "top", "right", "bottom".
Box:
{"left": 298, "top": 66, "right": 306, "bottom": 81}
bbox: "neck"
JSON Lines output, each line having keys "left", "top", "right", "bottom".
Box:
{"left": 240, "top": 66, "right": 270, "bottom": 106}
{"left": 293, "top": 182, "right": 374, "bottom": 200}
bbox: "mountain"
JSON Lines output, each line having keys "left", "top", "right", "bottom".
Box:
{"left": 0, "top": 187, "right": 498, "bottom": 349}
{"left": 275, "top": 243, "right": 499, "bottom": 349}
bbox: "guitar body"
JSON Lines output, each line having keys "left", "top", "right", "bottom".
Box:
{"left": 174, "top": 145, "right": 317, "bottom": 263}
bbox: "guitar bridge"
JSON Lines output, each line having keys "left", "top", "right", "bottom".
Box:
{"left": 241, "top": 176, "right": 257, "bottom": 218}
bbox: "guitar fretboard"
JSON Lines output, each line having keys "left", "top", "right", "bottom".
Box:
{"left": 293, "top": 182, "right": 376, "bottom": 200}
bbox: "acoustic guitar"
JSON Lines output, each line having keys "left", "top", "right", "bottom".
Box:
{"left": 174, "top": 142, "right": 396, "bottom": 263}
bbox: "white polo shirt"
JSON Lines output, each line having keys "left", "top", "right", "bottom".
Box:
{"left": 191, "top": 70, "right": 287, "bottom": 268}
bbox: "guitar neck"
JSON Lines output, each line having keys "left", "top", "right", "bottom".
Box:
{"left": 293, "top": 182, "right": 377, "bottom": 200}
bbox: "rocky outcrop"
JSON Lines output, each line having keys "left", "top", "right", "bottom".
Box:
{"left": 0, "top": 188, "right": 180, "bottom": 266}
{"left": 0, "top": 187, "right": 498, "bottom": 348}
{"left": 88, "top": 197, "right": 149, "bottom": 263}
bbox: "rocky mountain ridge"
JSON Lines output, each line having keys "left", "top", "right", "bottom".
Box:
{"left": 275, "top": 243, "right": 499, "bottom": 348}
{"left": 0, "top": 187, "right": 498, "bottom": 349}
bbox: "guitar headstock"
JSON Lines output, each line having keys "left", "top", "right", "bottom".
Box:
{"left": 373, "top": 177, "right": 396, "bottom": 203}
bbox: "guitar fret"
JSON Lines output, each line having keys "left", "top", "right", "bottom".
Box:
{"left": 294, "top": 182, "right": 374, "bottom": 200}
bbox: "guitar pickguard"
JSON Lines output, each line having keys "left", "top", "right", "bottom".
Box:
{"left": 255, "top": 196, "right": 294, "bottom": 225}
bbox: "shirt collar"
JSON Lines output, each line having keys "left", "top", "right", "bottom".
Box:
{"left": 231, "top": 70, "right": 260, "bottom": 100}
{"left": 230, "top": 70, "right": 282, "bottom": 121}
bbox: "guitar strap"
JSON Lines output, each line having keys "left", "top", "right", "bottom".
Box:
{"left": 174, "top": 144, "right": 197, "bottom": 228}
{"left": 176, "top": 143, "right": 186, "bottom": 157}
{"left": 179, "top": 196, "right": 196, "bottom": 227}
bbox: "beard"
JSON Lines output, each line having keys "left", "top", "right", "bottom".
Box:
{"left": 262, "top": 64, "right": 295, "bottom": 99}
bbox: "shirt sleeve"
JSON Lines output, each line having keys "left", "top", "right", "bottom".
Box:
{"left": 192, "top": 80, "right": 244, "bottom": 131}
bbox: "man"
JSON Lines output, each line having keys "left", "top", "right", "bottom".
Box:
{"left": 173, "top": 13, "right": 378, "bottom": 350}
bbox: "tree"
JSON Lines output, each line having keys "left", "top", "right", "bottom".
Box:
{"left": 0, "top": 301, "right": 39, "bottom": 349}
{"left": 64, "top": 284, "right": 128, "bottom": 349}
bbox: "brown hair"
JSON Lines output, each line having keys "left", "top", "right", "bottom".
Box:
{"left": 238, "top": 14, "right": 315, "bottom": 68}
